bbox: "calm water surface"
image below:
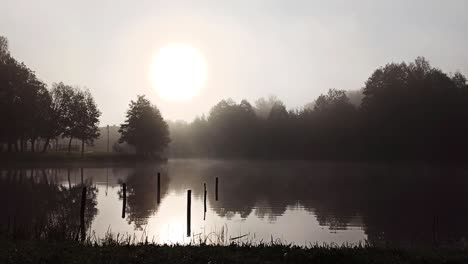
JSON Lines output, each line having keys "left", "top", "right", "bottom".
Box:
{"left": 2, "top": 159, "right": 468, "bottom": 246}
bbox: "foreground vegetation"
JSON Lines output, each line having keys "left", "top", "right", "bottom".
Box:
{"left": 2, "top": 240, "right": 468, "bottom": 264}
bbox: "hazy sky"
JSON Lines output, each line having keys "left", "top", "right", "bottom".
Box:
{"left": 1, "top": 0, "right": 467, "bottom": 125}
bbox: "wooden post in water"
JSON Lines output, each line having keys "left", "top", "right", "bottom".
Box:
{"left": 122, "top": 183, "right": 127, "bottom": 219}
{"left": 157, "top": 172, "right": 161, "bottom": 204}
{"left": 215, "top": 177, "right": 219, "bottom": 201}
{"left": 80, "top": 168, "right": 84, "bottom": 185}
{"left": 204, "top": 183, "right": 207, "bottom": 220}
{"left": 80, "top": 187, "right": 87, "bottom": 242}
{"left": 187, "top": 190, "right": 191, "bottom": 237}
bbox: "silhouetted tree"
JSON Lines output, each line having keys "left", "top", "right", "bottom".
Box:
{"left": 0, "top": 36, "right": 7, "bottom": 56}
{"left": 0, "top": 36, "right": 51, "bottom": 152}
{"left": 76, "top": 89, "right": 101, "bottom": 156}
{"left": 361, "top": 57, "right": 468, "bottom": 159}
{"left": 346, "top": 89, "right": 364, "bottom": 107}
{"left": 119, "top": 95, "right": 170, "bottom": 157}
{"left": 254, "top": 95, "right": 283, "bottom": 119}
{"left": 206, "top": 99, "right": 258, "bottom": 157}
{"left": 28, "top": 81, "right": 51, "bottom": 152}
{"left": 41, "top": 83, "right": 74, "bottom": 152}
{"left": 314, "top": 89, "right": 352, "bottom": 113}
{"left": 312, "top": 89, "right": 358, "bottom": 157}
{"left": 59, "top": 87, "right": 101, "bottom": 154}
{"left": 0, "top": 51, "right": 20, "bottom": 150}
{"left": 0, "top": 37, "right": 101, "bottom": 155}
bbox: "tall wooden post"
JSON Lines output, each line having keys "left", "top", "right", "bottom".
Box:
{"left": 122, "top": 183, "right": 127, "bottom": 219}
{"left": 204, "top": 183, "right": 207, "bottom": 220}
{"left": 215, "top": 177, "right": 219, "bottom": 201}
{"left": 187, "top": 190, "right": 191, "bottom": 237}
{"left": 157, "top": 172, "right": 161, "bottom": 204}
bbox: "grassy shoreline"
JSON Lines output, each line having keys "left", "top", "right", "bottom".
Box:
{"left": 2, "top": 241, "right": 468, "bottom": 264}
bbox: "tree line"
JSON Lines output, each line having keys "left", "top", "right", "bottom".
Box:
{"left": 168, "top": 57, "right": 468, "bottom": 160}
{"left": 0, "top": 36, "right": 169, "bottom": 157}
{"left": 2, "top": 34, "right": 468, "bottom": 160}
{"left": 0, "top": 36, "right": 101, "bottom": 155}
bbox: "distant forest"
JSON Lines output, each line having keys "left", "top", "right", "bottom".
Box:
{"left": 166, "top": 57, "right": 468, "bottom": 160}
{"left": 2, "top": 34, "right": 468, "bottom": 160}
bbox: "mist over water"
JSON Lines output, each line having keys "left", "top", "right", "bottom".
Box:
{"left": 2, "top": 159, "right": 468, "bottom": 246}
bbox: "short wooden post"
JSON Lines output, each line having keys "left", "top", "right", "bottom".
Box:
{"left": 215, "top": 177, "right": 219, "bottom": 201}
{"left": 122, "top": 183, "right": 127, "bottom": 219}
{"left": 187, "top": 190, "right": 191, "bottom": 237}
{"left": 80, "top": 187, "right": 87, "bottom": 242}
{"left": 157, "top": 172, "right": 161, "bottom": 204}
{"left": 80, "top": 168, "right": 84, "bottom": 185}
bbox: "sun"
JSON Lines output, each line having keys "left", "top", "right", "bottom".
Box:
{"left": 150, "top": 43, "right": 207, "bottom": 102}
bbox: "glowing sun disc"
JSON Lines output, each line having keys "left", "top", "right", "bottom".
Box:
{"left": 150, "top": 43, "right": 207, "bottom": 102}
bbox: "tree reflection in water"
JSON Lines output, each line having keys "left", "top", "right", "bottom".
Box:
{"left": 118, "top": 164, "right": 169, "bottom": 230}
{"left": 2, "top": 161, "right": 468, "bottom": 247}
{"left": 0, "top": 168, "right": 98, "bottom": 240}
{"left": 159, "top": 160, "right": 468, "bottom": 246}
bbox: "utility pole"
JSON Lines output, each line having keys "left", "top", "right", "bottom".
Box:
{"left": 107, "top": 125, "right": 110, "bottom": 153}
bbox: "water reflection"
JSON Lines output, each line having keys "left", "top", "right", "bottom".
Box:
{"left": 0, "top": 169, "right": 98, "bottom": 240}
{"left": 118, "top": 166, "right": 170, "bottom": 229}
{"left": 2, "top": 160, "right": 468, "bottom": 246}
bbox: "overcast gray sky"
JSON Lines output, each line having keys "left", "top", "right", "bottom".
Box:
{"left": 1, "top": 0, "right": 467, "bottom": 125}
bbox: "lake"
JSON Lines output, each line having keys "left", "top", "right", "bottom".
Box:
{"left": 2, "top": 159, "right": 468, "bottom": 247}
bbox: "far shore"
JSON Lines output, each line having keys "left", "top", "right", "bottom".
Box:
{"left": 0, "top": 152, "right": 167, "bottom": 168}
